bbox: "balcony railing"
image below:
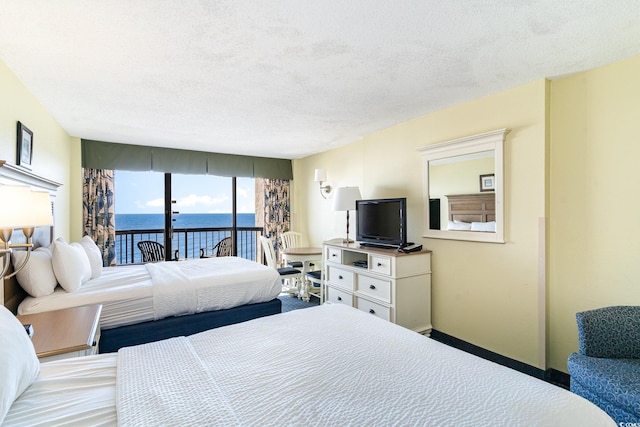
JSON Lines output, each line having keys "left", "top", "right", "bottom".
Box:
{"left": 115, "top": 226, "right": 265, "bottom": 265}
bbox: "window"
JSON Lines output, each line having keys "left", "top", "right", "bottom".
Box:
{"left": 114, "top": 171, "right": 257, "bottom": 264}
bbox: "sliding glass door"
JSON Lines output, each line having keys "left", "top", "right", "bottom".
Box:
{"left": 113, "top": 171, "right": 256, "bottom": 264}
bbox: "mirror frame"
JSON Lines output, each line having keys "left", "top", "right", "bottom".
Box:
{"left": 417, "top": 128, "right": 509, "bottom": 243}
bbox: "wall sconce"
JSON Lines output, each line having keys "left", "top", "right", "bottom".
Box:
{"left": 0, "top": 186, "right": 53, "bottom": 280}
{"left": 314, "top": 168, "right": 331, "bottom": 199}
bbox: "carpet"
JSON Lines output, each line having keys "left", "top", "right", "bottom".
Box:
{"left": 278, "top": 294, "right": 319, "bottom": 312}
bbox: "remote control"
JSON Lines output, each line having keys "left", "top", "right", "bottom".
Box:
{"left": 398, "top": 244, "right": 423, "bottom": 253}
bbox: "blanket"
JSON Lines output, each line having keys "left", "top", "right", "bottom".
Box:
{"left": 116, "top": 304, "right": 615, "bottom": 426}
{"left": 146, "top": 257, "right": 280, "bottom": 320}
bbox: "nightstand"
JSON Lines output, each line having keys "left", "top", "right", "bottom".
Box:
{"left": 17, "top": 304, "right": 102, "bottom": 363}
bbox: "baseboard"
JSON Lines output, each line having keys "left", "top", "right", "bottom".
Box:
{"left": 429, "top": 330, "right": 570, "bottom": 390}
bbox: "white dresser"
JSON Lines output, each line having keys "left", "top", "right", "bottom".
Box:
{"left": 323, "top": 241, "right": 432, "bottom": 334}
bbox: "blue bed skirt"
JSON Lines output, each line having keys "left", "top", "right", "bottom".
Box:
{"left": 99, "top": 298, "right": 282, "bottom": 353}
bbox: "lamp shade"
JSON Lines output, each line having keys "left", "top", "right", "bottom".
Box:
{"left": 314, "top": 168, "right": 326, "bottom": 182}
{"left": 0, "top": 186, "right": 34, "bottom": 228}
{"left": 332, "top": 187, "right": 362, "bottom": 211}
{"left": 30, "top": 191, "right": 53, "bottom": 226}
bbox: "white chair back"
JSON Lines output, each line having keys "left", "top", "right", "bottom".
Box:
{"left": 260, "top": 236, "right": 277, "bottom": 269}
{"left": 280, "top": 231, "right": 302, "bottom": 250}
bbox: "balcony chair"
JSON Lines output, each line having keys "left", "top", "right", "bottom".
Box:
{"left": 260, "top": 236, "right": 301, "bottom": 296}
{"left": 567, "top": 305, "right": 640, "bottom": 424}
{"left": 137, "top": 240, "right": 166, "bottom": 263}
{"left": 200, "top": 236, "right": 232, "bottom": 258}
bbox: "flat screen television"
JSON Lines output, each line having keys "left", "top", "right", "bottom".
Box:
{"left": 355, "top": 197, "right": 407, "bottom": 248}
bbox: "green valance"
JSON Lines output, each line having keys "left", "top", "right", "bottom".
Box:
{"left": 81, "top": 139, "right": 293, "bottom": 179}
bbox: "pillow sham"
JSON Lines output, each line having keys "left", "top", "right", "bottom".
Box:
{"left": 51, "top": 238, "right": 92, "bottom": 292}
{"left": 470, "top": 221, "right": 496, "bottom": 232}
{"left": 79, "top": 235, "right": 103, "bottom": 279}
{"left": 11, "top": 247, "right": 57, "bottom": 297}
{"left": 447, "top": 220, "right": 472, "bottom": 231}
{"left": 0, "top": 305, "right": 39, "bottom": 424}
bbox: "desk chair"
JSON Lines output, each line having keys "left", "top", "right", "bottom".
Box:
{"left": 279, "top": 231, "right": 303, "bottom": 268}
{"left": 305, "top": 269, "right": 324, "bottom": 303}
{"left": 260, "top": 236, "right": 301, "bottom": 296}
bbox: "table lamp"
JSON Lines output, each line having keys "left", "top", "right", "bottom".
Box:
{"left": 0, "top": 186, "right": 53, "bottom": 280}
{"left": 332, "top": 186, "right": 361, "bottom": 243}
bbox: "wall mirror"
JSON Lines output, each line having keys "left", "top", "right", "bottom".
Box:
{"left": 417, "top": 128, "right": 509, "bottom": 243}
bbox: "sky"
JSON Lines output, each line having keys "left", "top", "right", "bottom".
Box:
{"left": 114, "top": 171, "right": 255, "bottom": 214}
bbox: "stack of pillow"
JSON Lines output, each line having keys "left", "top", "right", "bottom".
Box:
{"left": 447, "top": 220, "right": 496, "bottom": 232}
{"left": 11, "top": 236, "right": 103, "bottom": 298}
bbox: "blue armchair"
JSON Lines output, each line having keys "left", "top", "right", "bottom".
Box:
{"left": 567, "top": 306, "right": 640, "bottom": 423}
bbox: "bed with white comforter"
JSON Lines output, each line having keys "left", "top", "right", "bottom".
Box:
{"left": 18, "top": 256, "right": 281, "bottom": 329}
{"left": 4, "top": 303, "right": 615, "bottom": 426}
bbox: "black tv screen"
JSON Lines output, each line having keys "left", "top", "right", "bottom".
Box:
{"left": 356, "top": 198, "right": 407, "bottom": 248}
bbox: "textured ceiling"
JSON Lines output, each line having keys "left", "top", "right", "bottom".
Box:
{"left": 0, "top": 1, "right": 639, "bottom": 159}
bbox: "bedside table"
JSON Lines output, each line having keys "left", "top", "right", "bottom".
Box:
{"left": 17, "top": 304, "right": 102, "bottom": 363}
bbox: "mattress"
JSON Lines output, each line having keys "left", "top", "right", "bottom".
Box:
{"left": 17, "top": 257, "right": 281, "bottom": 329}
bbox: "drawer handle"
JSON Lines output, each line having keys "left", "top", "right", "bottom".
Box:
{"left": 369, "top": 284, "right": 376, "bottom": 290}
{"left": 369, "top": 309, "right": 375, "bottom": 314}
{"left": 338, "top": 275, "right": 343, "bottom": 280}
{"left": 377, "top": 262, "right": 382, "bottom": 267}
{"left": 337, "top": 296, "right": 342, "bottom": 301}
{"left": 332, "top": 254, "right": 337, "bottom": 257}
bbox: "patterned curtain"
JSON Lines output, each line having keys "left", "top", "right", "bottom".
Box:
{"left": 258, "top": 178, "right": 291, "bottom": 261}
{"left": 83, "top": 169, "right": 116, "bottom": 266}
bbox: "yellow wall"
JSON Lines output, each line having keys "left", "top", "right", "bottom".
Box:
{"left": 548, "top": 55, "right": 640, "bottom": 370}
{"left": 0, "top": 60, "right": 76, "bottom": 240}
{"left": 295, "top": 79, "right": 548, "bottom": 367}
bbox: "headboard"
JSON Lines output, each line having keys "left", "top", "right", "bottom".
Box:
{"left": 0, "top": 160, "right": 61, "bottom": 313}
{"left": 446, "top": 193, "right": 495, "bottom": 223}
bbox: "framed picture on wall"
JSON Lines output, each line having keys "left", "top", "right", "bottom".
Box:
{"left": 16, "top": 121, "right": 33, "bottom": 169}
{"left": 479, "top": 174, "right": 495, "bottom": 192}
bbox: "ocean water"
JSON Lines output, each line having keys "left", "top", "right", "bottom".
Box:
{"left": 115, "top": 213, "right": 257, "bottom": 263}
{"left": 116, "top": 213, "right": 256, "bottom": 230}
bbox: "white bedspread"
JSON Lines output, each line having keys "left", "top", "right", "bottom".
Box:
{"left": 18, "top": 257, "right": 281, "bottom": 329}
{"left": 4, "top": 354, "right": 117, "bottom": 426}
{"left": 147, "top": 257, "right": 281, "bottom": 320}
{"left": 117, "top": 303, "right": 616, "bottom": 427}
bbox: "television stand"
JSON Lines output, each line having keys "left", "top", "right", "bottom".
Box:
{"left": 323, "top": 240, "right": 432, "bottom": 335}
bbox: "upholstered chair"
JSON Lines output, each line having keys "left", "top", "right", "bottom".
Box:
{"left": 567, "top": 305, "right": 640, "bottom": 424}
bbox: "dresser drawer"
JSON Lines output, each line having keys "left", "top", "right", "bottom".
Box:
{"left": 369, "top": 255, "right": 391, "bottom": 276}
{"left": 326, "top": 247, "right": 342, "bottom": 264}
{"left": 327, "top": 266, "right": 354, "bottom": 290}
{"left": 356, "top": 274, "right": 391, "bottom": 303}
{"left": 356, "top": 297, "right": 390, "bottom": 322}
{"left": 326, "top": 286, "right": 353, "bottom": 306}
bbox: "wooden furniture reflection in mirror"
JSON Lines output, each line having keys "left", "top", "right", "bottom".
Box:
{"left": 447, "top": 193, "right": 495, "bottom": 223}
{"left": 0, "top": 160, "right": 61, "bottom": 313}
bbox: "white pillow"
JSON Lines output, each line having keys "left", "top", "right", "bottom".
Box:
{"left": 51, "top": 238, "right": 92, "bottom": 292}
{"left": 0, "top": 305, "right": 39, "bottom": 423}
{"left": 471, "top": 221, "right": 496, "bottom": 232}
{"left": 79, "top": 236, "right": 103, "bottom": 279}
{"left": 11, "top": 247, "right": 58, "bottom": 297}
{"left": 447, "top": 220, "right": 472, "bottom": 230}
